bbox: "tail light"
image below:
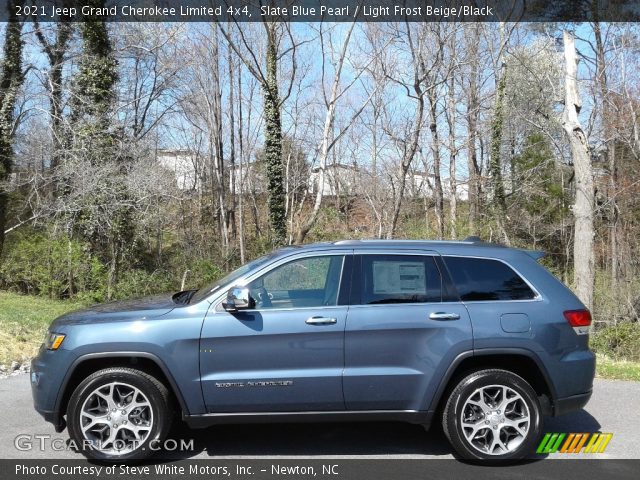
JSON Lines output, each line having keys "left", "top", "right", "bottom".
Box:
{"left": 563, "top": 309, "right": 592, "bottom": 327}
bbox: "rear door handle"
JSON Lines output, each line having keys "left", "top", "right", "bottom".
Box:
{"left": 306, "top": 316, "right": 337, "bottom": 325}
{"left": 429, "top": 312, "right": 461, "bottom": 321}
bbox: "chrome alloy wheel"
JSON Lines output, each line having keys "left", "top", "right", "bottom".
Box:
{"left": 79, "top": 382, "right": 153, "bottom": 455}
{"left": 460, "top": 384, "right": 530, "bottom": 456}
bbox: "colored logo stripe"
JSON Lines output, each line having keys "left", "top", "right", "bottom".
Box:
{"left": 537, "top": 433, "right": 566, "bottom": 454}
{"left": 584, "top": 433, "right": 613, "bottom": 453}
{"left": 560, "top": 433, "right": 588, "bottom": 453}
{"left": 538, "top": 433, "right": 612, "bottom": 454}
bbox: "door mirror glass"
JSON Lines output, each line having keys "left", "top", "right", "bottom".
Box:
{"left": 222, "top": 286, "right": 254, "bottom": 312}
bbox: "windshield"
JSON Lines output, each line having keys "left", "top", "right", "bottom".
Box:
{"left": 189, "top": 254, "right": 273, "bottom": 304}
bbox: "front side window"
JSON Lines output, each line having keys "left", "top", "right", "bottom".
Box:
{"left": 248, "top": 255, "right": 344, "bottom": 309}
{"left": 443, "top": 256, "right": 537, "bottom": 301}
{"left": 359, "top": 255, "right": 442, "bottom": 304}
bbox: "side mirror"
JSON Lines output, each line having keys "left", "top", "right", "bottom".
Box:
{"left": 222, "top": 286, "right": 254, "bottom": 312}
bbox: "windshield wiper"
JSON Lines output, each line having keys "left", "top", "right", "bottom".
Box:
{"left": 172, "top": 290, "right": 196, "bottom": 305}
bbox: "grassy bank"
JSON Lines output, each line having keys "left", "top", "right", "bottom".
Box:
{"left": 595, "top": 355, "right": 640, "bottom": 382}
{"left": 0, "top": 292, "right": 85, "bottom": 365}
{"left": 2, "top": 292, "right": 640, "bottom": 382}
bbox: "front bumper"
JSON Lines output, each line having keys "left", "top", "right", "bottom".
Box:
{"left": 30, "top": 348, "right": 74, "bottom": 432}
{"left": 553, "top": 390, "right": 592, "bottom": 416}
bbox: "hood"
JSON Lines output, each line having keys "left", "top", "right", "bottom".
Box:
{"left": 50, "top": 293, "right": 178, "bottom": 327}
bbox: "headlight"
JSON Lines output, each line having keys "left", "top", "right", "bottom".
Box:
{"left": 43, "top": 332, "right": 66, "bottom": 350}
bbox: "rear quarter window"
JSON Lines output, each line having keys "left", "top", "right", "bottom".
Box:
{"left": 443, "top": 256, "right": 537, "bottom": 301}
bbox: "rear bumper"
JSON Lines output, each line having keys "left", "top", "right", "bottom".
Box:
{"left": 553, "top": 390, "right": 592, "bottom": 416}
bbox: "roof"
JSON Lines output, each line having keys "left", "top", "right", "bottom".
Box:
{"left": 275, "top": 238, "right": 544, "bottom": 261}
{"left": 306, "top": 237, "right": 502, "bottom": 248}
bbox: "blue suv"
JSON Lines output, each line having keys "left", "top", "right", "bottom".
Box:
{"left": 31, "top": 239, "right": 595, "bottom": 461}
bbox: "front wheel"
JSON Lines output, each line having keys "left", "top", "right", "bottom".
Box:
{"left": 442, "top": 369, "right": 542, "bottom": 461}
{"left": 67, "top": 367, "right": 173, "bottom": 461}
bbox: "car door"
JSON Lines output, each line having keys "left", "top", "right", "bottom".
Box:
{"left": 343, "top": 250, "right": 473, "bottom": 411}
{"left": 441, "top": 255, "right": 542, "bottom": 349}
{"left": 199, "top": 251, "right": 352, "bottom": 413}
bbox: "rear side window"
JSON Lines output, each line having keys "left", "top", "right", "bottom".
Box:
{"left": 443, "top": 257, "right": 537, "bottom": 301}
{"left": 358, "top": 255, "right": 442, "bottom": 304}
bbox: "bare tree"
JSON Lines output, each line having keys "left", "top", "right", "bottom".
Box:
{"left": 33, "top": 14, "right": 73, "bottom": 174}
{"left": 383, "top": 23, "right": 451, "bottom": 239}
{"left": 464, "top": 24, "right": 483, "bottom": 233}
{"left": 563, "top": 30, "right": 595, "bottom": 311}
{"left": 489, "top": 22, "right": 511, "bottom": 245}
{"left": 218, "top": 21, "right": 300, "bottom": 246}
{"left": 177, "top": 25, "right": 230, "bottom": 254}
{"left": 446, "top": 32, "right": 459, "bottom": 239}
{"left": 295, "top": 22, "right": 374, "bottom": 243}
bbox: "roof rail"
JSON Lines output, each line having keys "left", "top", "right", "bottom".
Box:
{"left": 463, "top": 235, "right": 483, "bottom": 243}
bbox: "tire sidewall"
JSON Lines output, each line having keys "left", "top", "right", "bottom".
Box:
{"left": 67, "top": 369, "right": 170, "bottom": 462}
{"left": 446, "top": 370, "right": 542, "bottom": 461}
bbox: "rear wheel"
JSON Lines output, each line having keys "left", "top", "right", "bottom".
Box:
{"left": 67, "top": 367, "right": 173, "bottom": 461}
{"left": 442, "top": 369, "right": 542, "bottom": 461}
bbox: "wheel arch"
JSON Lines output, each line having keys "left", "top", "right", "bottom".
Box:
{"left": 56, "top": 352, "right": 189, "bottom": 423}
{"left": 428, "top": 348, "right": 557, "bottom": 417}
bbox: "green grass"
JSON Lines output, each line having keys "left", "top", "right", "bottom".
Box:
{"left": 0, "top": 292, "right": 86, "bottom": 365}
{"left": 596, "top": 354, "right": 640, "bottom": 382}
{"left": 2, "top": 290, "right": 640, "bottom": 382}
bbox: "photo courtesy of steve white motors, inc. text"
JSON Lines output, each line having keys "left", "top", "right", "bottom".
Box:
{"left": 15, "top": 463, "right": 340, "bottom": 477}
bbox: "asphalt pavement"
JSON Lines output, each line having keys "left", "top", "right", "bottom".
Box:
{"left": 0, "top": 375, "right": 638, "bottom": 460}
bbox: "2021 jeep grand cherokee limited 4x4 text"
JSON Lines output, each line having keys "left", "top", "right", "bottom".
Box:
{"left": 31, "top": 239, "right": 595, "bottom": 461}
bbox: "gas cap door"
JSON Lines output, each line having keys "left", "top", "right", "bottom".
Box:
{"left": 500, "top": 313, "right": 531, "bottom": 333}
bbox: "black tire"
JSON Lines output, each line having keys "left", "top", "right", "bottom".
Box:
{"left": 442, "top": 369, "right": 542, "bottom": 462}
{"left": 67, "top": 367, "right": 173, "bottom": 462}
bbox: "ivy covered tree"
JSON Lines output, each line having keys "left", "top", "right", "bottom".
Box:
{"left": 217, "top": 21, "right": 292, "bottom": 247}
{"left": 263, "top": 26, "right": 287, "bottom": 246}
{"left": 70, "top": 0, "right": 118, "bottom": 164}
{"left": 0, "top": 1, "right": 25, "bottom": 256}
{"left": 68, "top": 0, "right": 132, "bottom": 298}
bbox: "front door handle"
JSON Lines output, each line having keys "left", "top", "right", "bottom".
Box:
{"left": 306, "top": 316, "right": 337, "bottom": 325}
{"left": 429, "top": 312, "right": 461, "bottom": 321}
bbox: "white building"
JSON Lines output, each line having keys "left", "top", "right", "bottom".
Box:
{"left": 308, "top": 163, "right": 363, "bottom": 197}
{"left": 408, "top": 170, "right": 469, "bottom": 201}
{"left": 156, "top": 149, "right": 200, "bottom": 190}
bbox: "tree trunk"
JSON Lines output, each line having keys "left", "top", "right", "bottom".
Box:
{"left": 489, "top": 23, "right": 509, "bottom": 244}
{"left": 563, "top": 30, "right": 595, "bottom": 311}
{"left": 428, "top": 88, "right": 445, "bottom": 239}
{"left": 0, "top": 3, "right": 25, "bottom": 256}
{"left": 263, "top": 24, "right": 287, "bottom": 246}
{"left": 227, "top": 44, "right": 237, "bottom": 242}
{"left": 593, "top": 21, "right": 619, "bottom": 286}
{"left": 489, "top": 67, "right": 507, "bottom": 211}
{"left": 34, "top": 16, "right": 72, "bottom": 175}
{"left": 447, "top": 71, "right": 457, "bottom": 239}
{"left": 236, "top": 53, "right": 246, "bottom": 264}
{"left": 387, "top": 91, "right": 425, "bottom": 239}
{"left": 465, "top": 25, "right": 481, "bottom": 233}
{"left": 209, "top": 27, "right": 229, "bottom": 254}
